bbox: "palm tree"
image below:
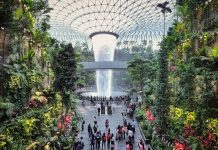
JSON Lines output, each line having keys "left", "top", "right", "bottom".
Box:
{"left": 157, "top": 1, "right": 172, "bottom": 36}
{"left": 156, "top": 1, "right": 172, "bottom": 134}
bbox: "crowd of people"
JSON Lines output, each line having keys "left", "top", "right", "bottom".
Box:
{"left": 74, "top": 95, "right": 151, "bottom": 150}
{"left": 81, "top": 95, "right": 132, "bottom": 105}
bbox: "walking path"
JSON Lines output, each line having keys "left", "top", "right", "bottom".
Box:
{"left": 76, "top": 100, "right": 143, "bottom": 150}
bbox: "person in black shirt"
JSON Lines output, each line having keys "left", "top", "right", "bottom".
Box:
{"left": 88, "top": 124, "right": 92, "bottom": 137}
{"left": 97, "top": 107, "right": 101, "bottom": 116}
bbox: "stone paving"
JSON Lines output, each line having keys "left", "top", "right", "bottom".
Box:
{"left": 76, "top": 100, "right": 143, "bottom": 150}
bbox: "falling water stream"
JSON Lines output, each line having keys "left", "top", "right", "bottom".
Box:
{"left": 91, "top": 33, "right": 117, "bottom": 97}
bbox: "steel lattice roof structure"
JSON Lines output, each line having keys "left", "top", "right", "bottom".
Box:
{"left": 48, "top": 0, "right": 176, "bottom": 48}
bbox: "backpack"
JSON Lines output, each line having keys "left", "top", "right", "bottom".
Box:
{"left": 96, "top": 135, "right": 101, "bottom": 142}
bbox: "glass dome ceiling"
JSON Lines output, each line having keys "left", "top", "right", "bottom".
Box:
{"left": 48, "top": 0, "right": 176, "bottom": 47}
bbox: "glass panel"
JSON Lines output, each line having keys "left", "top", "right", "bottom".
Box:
{"left": 48, "top": 0, "right": 176, "bottom": 50}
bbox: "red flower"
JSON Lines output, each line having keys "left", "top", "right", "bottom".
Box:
{"left": 58, "top": 122, "right": 63, "bottom": 129}
{"left": 208, "top": 132, "right": 215, "bottom": 141}
{"left": 198, "top": 132, "right": 215, "bottom": 148}
{"left": 175, "top": 141, "right": 185, "bottom": 150}
{"left": 146, "top": 110, "right": 151, "bottom": 117}
{"left": 146, "top": 110, "right": 155, "bottom": 122}
{"left": 184, "top": 125, "right": 195, "bottom": 137}
{"left": 65, "top": 115, "right": 71, "bottom": 124}
{"left": 148, "top": 115, "right": 155, "bottom": 121}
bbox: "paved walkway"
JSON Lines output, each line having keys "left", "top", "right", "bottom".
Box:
{"left": 76, "top": 100, "right": 143, "bottom": 150}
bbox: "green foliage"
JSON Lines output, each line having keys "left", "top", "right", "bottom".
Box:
{"left": 0, "top": 0, "right": 16, "bottom": 27}
{"left": 155, "top": 46, "right": 169, "bottom": 133}
{"left": 52, "top": 44, "right": 78, "bottom": 92}
{"left": 128, "top": 56, "right": 157, "bottom": 103}
{"left": 187, "top": 136, "right": 202, "bottom": 150}
{"left": 135, "top": 108, "right": 146, "bottom": 122}
{"left": 128, "top": 56, "right": 148, "bottom": 84}
{"left": 151, "top": 136, "right": 172, "bottom": 150}
{"left": 211, "top": 46, "right": 218, "bottom": 59}
{"left": 1, "top": 1, "right": 78, "bottom": 150}
{"left": 2, "top": 56, "right": 44, "bottom": 109}
{"left": 0, "top": 97, "right": 14, "bottom": 121}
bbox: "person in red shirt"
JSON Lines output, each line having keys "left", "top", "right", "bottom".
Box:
{"left": 138, "top": 139, "right": 146, "bottom": 150}
{"left": 102, "top": 133, "right": 107, "bottom": 148}
{"left": 126, "top": 141, "right": 133, "bottom": 150}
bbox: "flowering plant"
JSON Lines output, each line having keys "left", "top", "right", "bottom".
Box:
{"left": 146, "top": 109, "right": 155, "bottom": 122}
{"left": 184, "top": 112, "right": 196, "bottom": 125}
{"left": 198, "top": 132, "right": 216, "bottom": 149}
{"left": 184, "top": 125, "right": 196, "bottom": 137}
{"left": 174, "top": 140, "right": 186, "bottom": 150}
{"left": 207, "top": 119, "right": 218, "bottom": 136}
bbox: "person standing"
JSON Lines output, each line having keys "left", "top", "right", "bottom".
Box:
{"left": 106, "top": 130, "right": 111, "bottom": 148}
{"left": 101, "top": 133, "right": 107, "bottom": 148}
{"left": 128, "top": 129, "right": 134, "bottom": 142}
{"left": 138, "top": 139, "right": 146, "bottom": 150}
{"left": 90, "top": 133, "right": 95, "bottom": 149}
{"left": 126, "top": 141, "right": 133, "bottom": 150}
{"left": 95, "top": 132, "right": 101, "bottom": 149}
{"left": 93, "top": 124, "right": 98, "bottom": 134}
{"left": 122, "top": 126, "right": 127, "bottom": 139}
{"left": 81, "top": 120, "right": 85, "bottom": 132}
{"left": 97, "top": 107, "right": 101, "bottom": 116}
{"left": 110, "top": 134, "right": 115, "bottom": 150}
{"left": 131, "top": 120, "right": 136, "bottom": 133}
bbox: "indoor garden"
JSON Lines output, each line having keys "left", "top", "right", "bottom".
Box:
{"left": 134, "top": 0, "right": 218, "bottom": 149}
{"left": 0, "top": 0, "right": 217, "bottom": 150}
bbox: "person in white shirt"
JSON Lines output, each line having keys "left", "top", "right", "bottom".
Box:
{"left": 128, "top": 129, "right": 134, "bottom": 141}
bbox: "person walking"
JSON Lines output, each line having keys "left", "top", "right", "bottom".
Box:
{"left": 81, "top": 120, "right": 85, "bottom": 132}
{"left": 105, "top": 119, "right": 109, "bottom": 129}
{"left": 88, "top": 124, "right": 92, "bottom": 137}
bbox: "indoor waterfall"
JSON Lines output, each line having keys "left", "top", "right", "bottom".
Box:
{"left": 91, "top": 33, "right": 117, "bottom": 97}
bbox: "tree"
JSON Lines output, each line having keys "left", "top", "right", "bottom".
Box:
{"left": 157, "top": 1, "right": 172, "bottom": 36}
{"left": 128, "top": 57, "right": 154, "bottom": 100}
{"left": 155, "top": 0, "right": 172, "bottom": 134}
{"left": 155, "top": 45, "right": 169, "bottom": 134}
{"left": 52, "top": 44, "right": 77, "bottom": 92}
{"left": 52, "top": 44, "right": 78, "bottom": 112}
